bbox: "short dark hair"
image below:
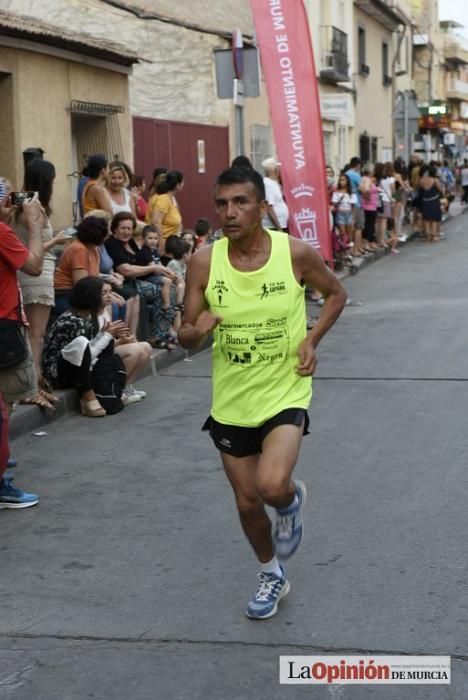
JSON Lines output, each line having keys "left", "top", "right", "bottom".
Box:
{"left": 215, "top": 166, "right": 265, "bottom": 201}
{"left": 349, "top": 157, "right": 361, "bottom": 169}
{"left": 24, "top": 158, "right": 56, "bottom": 216}
{"left": 110, "top": 211, "right": 137, "bottom": 234}
{"left": 69, "top": 276, "right": 104, "bottom": 312}
{"left": 87, "top": 154, "right": 108, "bottom": 180}
{"left": 195, "top": 217, "right": 211, "bottom": 236}
{"left": 76, "top": 216, "right": 109, "bottom": 245}
{"left": 142, "top": 224, "right": 158, "bottom": 239}
{"left": 132, "top": 174, "right": 145, "bottom": 188}
{"left": 165, "top": 235, "right": 181, "bottom": 257}
{"left": 171, "top": 238, "right": 191, "bottom": 261}
{"left": 231, "top": 155, "right": 252, "bottom": 168}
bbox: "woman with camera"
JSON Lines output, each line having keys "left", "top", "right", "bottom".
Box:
{"left": 13, "top": 158, "right": 67, "bottom": 409}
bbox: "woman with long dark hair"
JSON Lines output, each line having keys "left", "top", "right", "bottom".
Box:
{"left": 13, "top": 158, "right": 67, "bottom": 408}
{"left": 42, "top": 277, "right": 128, "bottom": 417}
{"left": 419, "top": 164, "right": 443, "bottom": 242}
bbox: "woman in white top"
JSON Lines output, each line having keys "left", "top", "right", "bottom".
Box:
{"left": 105, "top": 163, "right": 137, "bottom": 217}
{"left": 331, "top": 174, "right": 356, "bottom": 248}
{"left": 374, "top": 162, "right": 395, "bottom": 250}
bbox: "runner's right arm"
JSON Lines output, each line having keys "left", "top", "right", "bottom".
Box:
{"left": 178, "top": 246, "right": 222, "bottom": 349}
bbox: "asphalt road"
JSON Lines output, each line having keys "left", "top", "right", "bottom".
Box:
{"left": 1, "top": 215, "right": 467, "bottom": 699}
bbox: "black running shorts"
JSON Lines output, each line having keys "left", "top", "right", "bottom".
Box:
{"left": 202, "top": 408, "right": 310, "bottom": 458}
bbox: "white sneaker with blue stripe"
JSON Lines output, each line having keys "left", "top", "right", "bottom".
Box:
{"left": 273, "top": 480, "right": 307, "bottom": 560}
{"left": 245, "top": 565, "right": 290, "bottom": 619}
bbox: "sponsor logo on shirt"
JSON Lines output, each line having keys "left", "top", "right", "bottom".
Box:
{"left": 258, "top": 281, "right": 287, "bottom": 300}
{"left": 211, "top": 279, "right": 229, "bottom": 307}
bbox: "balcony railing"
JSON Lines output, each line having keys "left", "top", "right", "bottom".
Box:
{"left": 444, "top": 38, "right": 468, "bottom": 66}
{"left": 447, "top": 78, "right": 468, "bottom": 100}
{"left": 319, "top": 26, "right": 349, "bottom": 83}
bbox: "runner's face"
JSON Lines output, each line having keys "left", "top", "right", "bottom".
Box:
{"left": 214, "top": 182, "right": 266, "bottom": 240}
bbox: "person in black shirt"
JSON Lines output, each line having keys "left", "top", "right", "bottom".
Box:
{"left": 105, "top": 213, "right": 176, "bottom": 349}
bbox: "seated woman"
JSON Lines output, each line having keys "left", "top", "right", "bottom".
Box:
{"left": 105, "top": 212, "right": 176, "bottom": 350}
{"left": 42, "top": 277, "right": 151, "bottom": 416}
{"left": 53, "top": 216, "right": 108, "bottom": 316}
{"left": 85, "top": 208, "right": 140, "bottom": 336}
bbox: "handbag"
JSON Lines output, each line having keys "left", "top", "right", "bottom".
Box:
{"left": 0, "top": 319, "right": 28, "bottom": 369}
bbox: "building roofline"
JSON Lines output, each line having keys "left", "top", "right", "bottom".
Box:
{"left": 0, "top": 9, "right": 140, "bottom": 66}
{"left": 354, "top": 0, "right": 402, "bottom": 31}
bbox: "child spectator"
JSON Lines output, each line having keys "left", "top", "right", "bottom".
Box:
{"left": 136, "top": 225, "right": 178, "bottom": 318}
{"left": 331, "top": 174, "right": 356, "bottom": 253}
{"left": 132, "top": 175, "right": 148, "bottom": 221}
{"left": 167, "top": 237, "right": 191, "bottom": 280}
{"left": 181, "top": 228, "right": 197, "bottom": 253}
{"left": 194, "top": 218, "right": 212, "bottom": 249}
{"left": 166, "top": 237, "right": 191, "bottom": 331}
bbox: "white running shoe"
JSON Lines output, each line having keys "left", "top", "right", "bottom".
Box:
{"left": 122, "top": 387, "right": 142, "bottom": 405}
{"left": 127, "top": 384, "right": 146, "bottom": 399}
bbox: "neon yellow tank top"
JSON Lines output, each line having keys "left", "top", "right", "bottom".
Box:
{"left": 205, "top": 229, "right": 312, "bottom": 427}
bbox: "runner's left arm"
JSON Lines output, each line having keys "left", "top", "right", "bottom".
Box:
{"left": 291, "top": 238, "right": 347, "bottom": 375}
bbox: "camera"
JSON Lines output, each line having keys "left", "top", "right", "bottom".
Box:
{"left": 10, "top": 191, "right": 35, "bottom": 206}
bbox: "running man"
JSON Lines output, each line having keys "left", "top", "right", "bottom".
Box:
{"left": 178, "top": 166, "right": 347, "bottom": 619}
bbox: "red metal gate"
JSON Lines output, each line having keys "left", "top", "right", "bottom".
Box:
{"left": 133, "top": 117, "right": 229, "bottom": 230}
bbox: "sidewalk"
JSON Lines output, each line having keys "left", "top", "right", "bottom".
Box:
{"left": 11, "top": 200, "right": 465, "bottom": 442}
{"left": 9, "top": 344, "right": 205, "bottom": 442}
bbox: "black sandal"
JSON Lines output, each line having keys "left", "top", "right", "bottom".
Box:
{"left": 149, "top": 337, "right": 176, "bottom": 351}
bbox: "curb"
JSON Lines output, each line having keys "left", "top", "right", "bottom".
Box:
{"left": 9, "top": 341, "right": 209, "bottom": 442}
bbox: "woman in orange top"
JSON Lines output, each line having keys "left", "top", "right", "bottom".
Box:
{"left": 54, "top": 216, "right": 108, "bottom": 315}
{"left": 81, "top": 154, "right": 112, "bottom": 216}
{"left": 146, "top": 171, "right": 183, "bottom": 253}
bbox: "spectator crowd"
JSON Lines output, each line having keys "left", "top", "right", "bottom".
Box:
{"left": 0, "top": 154, "right": 218, "bottom": 509}
{"left": 326, "top": 155, "right": 466, "bottom": 270}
